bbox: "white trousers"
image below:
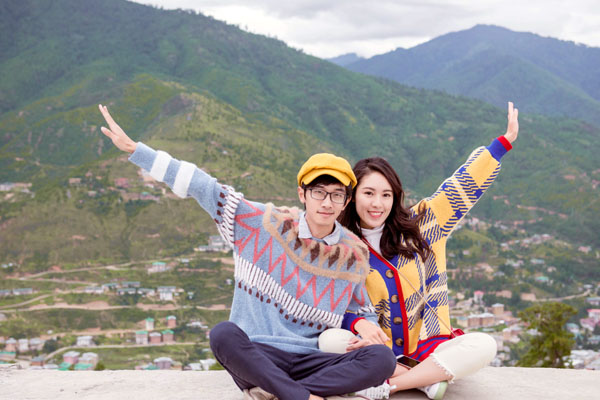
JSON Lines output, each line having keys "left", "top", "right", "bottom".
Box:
{"left": 318, "top": 329, "right": 497, "bottom": 382}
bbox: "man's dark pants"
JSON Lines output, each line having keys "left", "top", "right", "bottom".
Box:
{"left": 210, "top": 321, "right": 397, "bottom": 400}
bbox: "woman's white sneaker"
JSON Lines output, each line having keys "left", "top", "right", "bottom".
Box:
{"left": 417, "top": 381, "right": 448, "bottom": 400}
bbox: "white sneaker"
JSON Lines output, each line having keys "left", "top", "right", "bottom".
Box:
{"left": 354, "top": 382, "right": 396, "bottom": 399}
{"left": 417, "top": 381, "right": 448, "bottom": 400}
{"left": 243, "top": 387, "right": 277, "bottom": 400}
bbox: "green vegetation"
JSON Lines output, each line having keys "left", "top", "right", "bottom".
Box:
{"left": 0, "top": 0, "right": 598, "bottom": 369}
{"left": 517, "top": 302, "right": 577, "bottom": 368}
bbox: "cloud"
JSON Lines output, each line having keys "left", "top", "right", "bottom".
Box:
{"left": 132, "top": 0, "right": 600, "bottom": 57}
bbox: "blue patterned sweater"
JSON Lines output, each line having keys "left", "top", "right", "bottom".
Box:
{"left": 129, "top": 143, "right": 373, "bottom": 354}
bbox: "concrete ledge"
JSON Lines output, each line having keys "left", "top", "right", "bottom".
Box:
{"left": 0, "top": 366, "right": 598, "bottom": 399}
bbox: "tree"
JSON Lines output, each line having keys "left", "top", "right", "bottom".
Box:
{"left": 517, "top": 302, "right": 576, "bottom": 368}
{"left": 42, "top": 339, "right": 59, "bottom": 354}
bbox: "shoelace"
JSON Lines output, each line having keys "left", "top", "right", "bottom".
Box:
{"left": 356, "top": 382, "right": 396, "bottom": 399}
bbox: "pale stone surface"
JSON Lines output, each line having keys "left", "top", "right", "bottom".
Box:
{"left": 0, "top": 365, "right": 598, "bottom": 399}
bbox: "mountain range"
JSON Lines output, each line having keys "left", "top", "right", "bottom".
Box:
{"left": 0, "top": 0, "right": 598, "bottom": 270}
{"left": 334, "top": 25, "right": 600, "bottom": 128}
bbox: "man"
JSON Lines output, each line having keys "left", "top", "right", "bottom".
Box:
{"left": 98, "top": 104, "right": 395, "bottom": 400}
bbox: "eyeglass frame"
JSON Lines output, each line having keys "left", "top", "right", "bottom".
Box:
{"left": 304, "top": 187, "right": 348, "bottom": 204}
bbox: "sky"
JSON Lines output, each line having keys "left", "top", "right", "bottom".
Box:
{"left": 131, "top": 0, "right": 600, "bottom": 58}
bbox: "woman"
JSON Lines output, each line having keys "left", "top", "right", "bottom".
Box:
{"left": 321, "top": 102, "right": 519, "bottom": 400}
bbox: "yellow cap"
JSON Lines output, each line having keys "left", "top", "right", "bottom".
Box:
{"left": 297, "top": 153, "right": 357, "bottom": 188}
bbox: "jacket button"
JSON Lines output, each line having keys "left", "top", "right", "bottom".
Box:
{"left": 395, "top": 338, "right": 404, "bottom": 346}
{"left": 393, "top": 317, "right": 402, "bottom": 324}
{"left": 391, "top": 295, "right": 399, "bottom": 303}
{"left": 385, "top": 270, "right": 394, "bottom": 279}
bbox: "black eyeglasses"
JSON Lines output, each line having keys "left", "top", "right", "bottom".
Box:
{"left": 307, "top": 188, "right": 347, "bottom": 204}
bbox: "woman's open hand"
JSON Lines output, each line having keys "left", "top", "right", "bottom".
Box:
{"left": 504, "top": 101, "right": 519, "bottom": 143}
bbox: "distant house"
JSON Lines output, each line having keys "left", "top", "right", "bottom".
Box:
{"left": 491, "top": 303, "right": 505, "bottom": 316}
{"left": 473, "top": 290, "right": 485, "bottom": 302}
{"left": 495, "top": 290, "right": 512, "bottom": 299}
{"left": 29, "top": 338, "right": 44, "bottom": 351}
{"left": 157, "top": 286, "right": 177, "bottom": 301}
{"left": 74, "top": 363, "right": 94, "bottom": 371}
{"left": 121, "top": 281, "right": 140, "bottom": 288}
{"left": 139, "top": 169, "right": 155, "bottom": 183}
{"left": 149, "top": 332, "right": 162, "bottom": 345}
{"left": 137, "top": 288, "right": 156, "bottom": 297}
{"left": 114, "top": 178, "right": 130, "bottom": 188}
{"left": 467, "top": 313, "right": 496, "bottom": 328}
{"left": 147, "top": 261, "right": 172, "bottom": 274}
{"left": 5, "top": 338, "right": 17, "bottom": 352}
{"left": 68, "top": 178, "right": 82, "bottom": 186}
{"left": 63, "top": 351, "right": 81, "bottom": 364}
{"left": 195, "top": 235, "right": 230, "bottom": 252}
{"left": 80, "top": 352, "right": 99, "bottom": 366}
{"left": 12, "top": 288, "right": 34, "bottom": 296}
{"left": 578, "top": 246, "right": 592, "bottom": 254}
{"left": 199, "top": 359, "right": 217, "bottom": 371}
{"left": 140, "top": 192, "right": 160, "bottom": 202}
{"left": 587, "top": 297, "right": 600, "bottom": 306}
{"left": 84, "top": 286, "right": 105, "bottom": 294}
{"left": 589, "top": 335, "right": 600, "bottom": 345}
{"left": 185, "top": 363, "right": 203, "bottom": 371}
{"left": 186, "top": 321, "right": 208, "bottom": 329}
{"left": 154, "top": 356, "right": 174, "bottom": 370}
{"left": 18, "top": 338, "right": 29, "bottom": 352}
{"left": 30, "top": 356, "right": 45, "bottom": 367}
{"left": 0, "top": 312, "right": 7, "bottom": 321}
{"left": 117, "top": 288, "right": 137, "bottom": 296}
{"left": 588, "top": 309, "right": 600, "bottom": 322}
{"left": 102, "top": 283, "right": 118, "bottom": 291}
{"left": 76, "top": 336, "right": 94, "bottom": 347}
{"left": 166, "top": 315, "right": 177, "bottom": 329}
{"left": 162, "top": 330, "right": 174, "bottom": 343}
{"left": 58, "top": 362, "right": 72, "bottom": 371}
{"left": 0, "top": 351, "right": 16, "bottom": 361}
{"left": 520, "top": 293, "right": 537, "bottom": 302}
{"left": 580, "top": 318, "right": 599, "bottom": 331}
{"left": 135, "top": 331, "right": 148, "bottom": 345}
{"left": 145, "top": 318, "right": 155, "bottom": 331}
{"left": 566, "top": 323, "right": 581, "bottom": 336}
{"left": 0, "top": 290, "right": 11, "bottom": 297}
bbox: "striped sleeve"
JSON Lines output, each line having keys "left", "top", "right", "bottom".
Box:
{"left": 128, "top": 142, "right": 243, "bottom": 247}
{"left": 421, "top": 138, "right": 510, "bottom": 238}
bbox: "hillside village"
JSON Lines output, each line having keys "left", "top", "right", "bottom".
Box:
{"left": 1, "top": 164, "right": 600, "bottom": 371}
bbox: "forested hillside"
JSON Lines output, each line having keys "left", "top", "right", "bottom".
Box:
{"left": 0, "top": 0, "right": 598, "bottom": 271}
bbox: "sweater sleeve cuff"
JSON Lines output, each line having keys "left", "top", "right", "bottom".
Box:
{"left": 341, "top": 312, "right": 360, "bottom": 331}
{"left": 487, "top": 136, "right": 512, "bottom": 162}
{"left": 128, "top": 142, "right": 154, "bottom": 170}
{"left": 350, "top": 317, "right": 365, "bottom": 334}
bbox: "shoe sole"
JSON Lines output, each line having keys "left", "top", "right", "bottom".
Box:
{"left": 432, "top": 381, "right": 448, "bottom": 400}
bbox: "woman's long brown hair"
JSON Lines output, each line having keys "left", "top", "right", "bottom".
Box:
{"left": 339, "top": 157, "right": 430, "bottom": 260}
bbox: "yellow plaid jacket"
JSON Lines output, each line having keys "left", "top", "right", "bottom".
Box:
{"left": 343, "top": 138, "right": 511, "bottom": 359}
